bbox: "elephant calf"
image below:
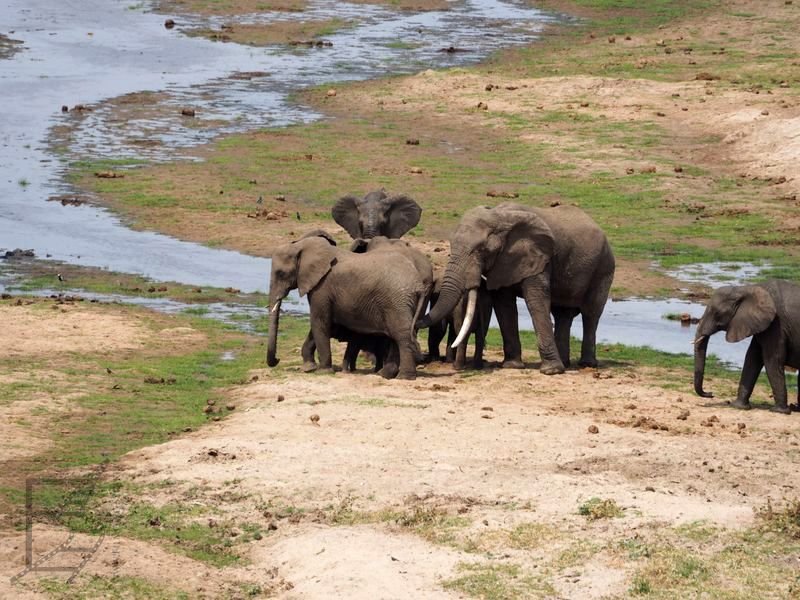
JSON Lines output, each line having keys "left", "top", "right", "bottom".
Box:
{"left": 266, "top": 236, "right": 426, "bottom": 379}
{"left": 694, "top": 280, "right": 800, "bottom": 414}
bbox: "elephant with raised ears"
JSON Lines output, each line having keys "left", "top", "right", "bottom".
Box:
{"left": 418, "top": 203, "right": 615, "bottom": 375}
{"left": 332, "top": 189, "right": 422, "bottom": 240}
{"left": 266, "top": 235, "right": 425, "bottom": 379}
{"left": 694, "top": 280, "right": 800, "bottom": 414}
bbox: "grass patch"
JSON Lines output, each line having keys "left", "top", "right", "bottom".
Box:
{"left": 443, "top": 562, "right": 555, "bottom": 599}
{"left": 578, "top": 497, "right": 623, "bottom": 519}
{"left": 756, "top": 498, "right": 800, "bottom": 539}
{"left": 30, "top": 575, "right": 190, "bottom": 600}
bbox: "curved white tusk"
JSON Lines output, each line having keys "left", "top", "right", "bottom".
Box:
{"left": 481, "top": 274, "right": 487, "bottom": 281}
{"left": 691, "top": 335, "right": 706, "bottom": 345}
{"left": 451, "top": 288, "right": 477, "bottom": 349}
{"left": 271, "top": 301, "right": 281, "bottom": 313}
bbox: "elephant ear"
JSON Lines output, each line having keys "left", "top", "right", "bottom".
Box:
{"left": 296, "top": 239, "right": 336, "bottom": 296}
{"left": 485, "top": 210, "right": 554, "bottom": 291}
{"left": 726, "top": 286, "right": 776, "bottom": 343}
{"left": 332, "top": 195, "right": 361, "bottom": 239}
{"left": 297, "top": 229, "right": 337, "bottom": 246}
{"left": 385, "top": 195, "right": 422, "bottom": 238}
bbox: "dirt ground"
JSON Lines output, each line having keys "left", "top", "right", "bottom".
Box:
{"left": 2, "top": 359, "right": 798, "bottom": 597}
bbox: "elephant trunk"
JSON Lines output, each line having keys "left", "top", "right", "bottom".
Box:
{"left": 419, "top": 257, "right": 468, "bottom": 329}
{"left": 693, "top": 332, "right": 712, "bottom": 398}
{"left": 266, "top": 294, "right": 282, "bottom": 367}
{"left": 362, "top": 208, "right": 380, "bottom": 239}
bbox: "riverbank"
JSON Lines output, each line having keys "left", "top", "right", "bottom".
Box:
{"left": 74, "top": 0, "right": 800, "bottom": 298}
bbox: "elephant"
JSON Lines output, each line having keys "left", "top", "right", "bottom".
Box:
{"left": 266, "top": 235, "right": 425, "bottom": 379}
{"left": 332, "top": 189, "right": 422, "bottom": 240}
{"left": 427, "top": 276, "right": 492, "bottom": 370}
{"left": 418, "top": 203, "right": 615, "bottom": 375}
{"left": 694, "top": 280, "right": 800, "bottom": 414}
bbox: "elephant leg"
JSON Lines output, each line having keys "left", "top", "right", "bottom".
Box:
{"left": 762, "top": 341, "right": 789, "bottom": 414}
{"left": 493, "top": 288, "right": 523, "bottom": 369}
{"left": 342, "top": 340, "right": 359, "bottom": 373}
{"left": 396, "top": 338, "right": 417, "bottom": 380}
{"left": 552, "top": 307, "right": 578, "bottom": 368}
{"left": 301, "top": 330, "right": 318, "bottom": 372}
{"left": 521, "top": 276, "right": 564, "bottom": 375}
{"left": 427, "top": 320, "right": 446, "bottom": 362}
{"left": 309, "top": 309, "right": 333, "bottom": 373}
{"left": 380, "top": 341, "right": 400, "bottom": 379}
{"left": 579, "top": 272, "right": 612, "bottom": 368}
{"left": 445, "top": 318, "right": 456, "bottom": 363}
{"left": 733, "top": 340, "right": 763, "bottom": 409}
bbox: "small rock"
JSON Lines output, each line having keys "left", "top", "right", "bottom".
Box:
{"left": 761, "top": 109, "right": 770, "bottom": 116}
{"left": 476, "top": 101, "right": 488, "bottom": 110}
{"left": 737, "top": 422, "right": 746, "bottom": 431}
{"left": 326, "top": 89, "right": 337, "bottom": 97}
{"left": 608, "top": 36, "right": 615, "bottom": 43}
{"left": 626, "top": 167, "right": 635, "bottom": 174}
{"left": 277, "top": 394, "right": 285, "bottom": 402}
{"left": 203, "top": 405, "right": 213, "bottom": 414}
{"left": 641, "top": 166, "right": 657, "bottom": 173}
{"left": 645, "top": 486, "right": 655, "bottom": 492}
{"left": 208, "top": 449, "right": 219, "bottom": 457}
{"left": 406, "top": 138, "right": 419, "bottom": 145}
{"left": 624, "top": 403, "right": 637, "bottom": 410}
{"left": 481, "top": 406, "right": 493, "bottom": 411}
{"left": 580, "top": 102, "right": 589, "bottom": 107}
{"left": 409, "top": 167, "right": 423, "bottom": 174}
{"left": 267, "top": 521, "right": 278, "bottom": 531}
{"left": 212, "top": 416, "right": 220, "bottom": 421}
{"left": 677, "top": 410, "right": 690, "bottom": 420}
{"left": 655, "top": 112, "right": 666, "bottom": 117}
{"left": 485, "top": 84, "right": 494, "bottom": 91}
{"left": 310, "top": 414, "right": 320, "bottom": 425}
{"left": 588, "top": 425, "right": 599, "bottom": 434}
{"left": 674, "top": 165, "right": 683, "bottom": 173}
{"left": 226, "top": 403, "right": 235, "bottom": 411}
{"left": 181, "top": 108, "right": 195, "bottom": 117}
{"left": 61, "top": 105, "right": 68, "bottom": 112}
{"left": 164, "top": 19, "right": 175, "bottom": 29}
{"left": 275, "top": 195, "right": 286, "bottom": 202}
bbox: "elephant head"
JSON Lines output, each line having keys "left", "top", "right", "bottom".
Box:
{"left": 266, "top": 236, "right": 338, "bottom": 367}
{"left": 332, "top": 189, "right": 422, "bottom": 239}
{"left": 419, "top": 204, "right": 554, "bottom": 346}
{"left": 694, "top": 284, "right": 776, "bottom": 397}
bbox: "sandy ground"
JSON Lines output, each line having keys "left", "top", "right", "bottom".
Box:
{"left": 3, "top": 358, "right": 797, "bottom": 598}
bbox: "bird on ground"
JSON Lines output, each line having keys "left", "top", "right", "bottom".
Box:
{"left": 256, "top": 195, "right": 263, "bottom": 205}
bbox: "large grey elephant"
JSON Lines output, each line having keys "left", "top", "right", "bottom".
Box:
{"left": 266, "top": 236, "right": 425, "bottom": 379}
{"left": 694, "top": 280, "right": 800, "bottom": 414}
{"left": 418, "top": 203, "right": 615, "bottom": 375}
{"left": 332, "top": 189, "right": 422, "bottom": 239}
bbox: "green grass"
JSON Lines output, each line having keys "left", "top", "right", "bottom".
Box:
{"left": 443, "top": 562, "right": 555, "bottom": 599}
{"left": 31, "top": 575, "right": 190, "bottom": 600}
{"left": 578, "top": 497, "right": 624, "bottom": 519}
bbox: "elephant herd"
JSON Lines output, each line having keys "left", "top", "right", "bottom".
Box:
{"left": 266, "top": 189, "right": 800, "bottom": 415}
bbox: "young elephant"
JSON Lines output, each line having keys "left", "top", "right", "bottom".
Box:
{"left": 266, "top": 236, "right": 425, "bottom": 379}
{"left": 694, "top": 280, "right": 800, "bottom": 414}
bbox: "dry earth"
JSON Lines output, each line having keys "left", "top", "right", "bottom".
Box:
{"left": 3, "top": 357, "right": 799, "bottom": 597}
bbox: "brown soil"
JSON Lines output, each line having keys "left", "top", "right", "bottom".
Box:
{"left": 0, "top": 34, "right": 23, "bottom": 60}
{"left": 2, "top": 359, "right": 797, "bottom": 597}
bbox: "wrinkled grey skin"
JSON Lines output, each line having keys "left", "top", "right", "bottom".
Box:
{"left": 345, "top": 236, "right": 433, "bottom": 370}
{"left": 332, "top": 189, "right": 422, "bottom": 240}
{"left": 419, "top": 203, "right": 615, "bottom": 375}
{"left": 694, "top": 280, "right": 800, "bottom": 414}
{"left": 266, "top": 236, "right": 425, "bottom": 379}
{"left": 427, "top": 276, "right": 492, "bottom": 370}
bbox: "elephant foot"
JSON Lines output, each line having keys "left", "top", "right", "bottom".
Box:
{"left": 578, "top": 358, "right": 598, "bottom": 369}
{"left": 473, "top": 360, "right": 484, "bottom": 371}
{"left": 396, "top": 370, "right": 417, "bottom": 380}
{"left": 380, "top": 365, "right": 400, "bottom": 379}
{"left": 792, "top": 404, "right": 800, "bottom": 413}
{"left": 540, "top": 361, "right": 565, "bottom": 376}
{"left": 731, "top": 400, "right": 752, "bottom": 410}
{"left": 770, "top": 404, "right": 792, "bottom": 415}
{"left": 301, "top": 362, "right": 318, "bottom": 373}
{"left": 316, "top": 366, "right": 334, "bottom": 375}
{"left": 502, "top": 359, "right": 525, "bottom": 369}
{"left": 453, "top": 361, "right": 465, "bottom": 371}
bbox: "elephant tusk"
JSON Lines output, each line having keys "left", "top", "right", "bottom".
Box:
{"left": 481, "top": 275, "right": 487, "bottom": 281}
{"left": 271, "top": 301, "right": 281, "bottom": 313}
{"left": 451, "top": 288, "right": 477, "bottom": 349}
{"left": 691, "top": 336, "right": 706, "bottom": 345}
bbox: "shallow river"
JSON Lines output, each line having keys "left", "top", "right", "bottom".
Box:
{"left": 0, "top": 0, "right": 752, "bottom": 366}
